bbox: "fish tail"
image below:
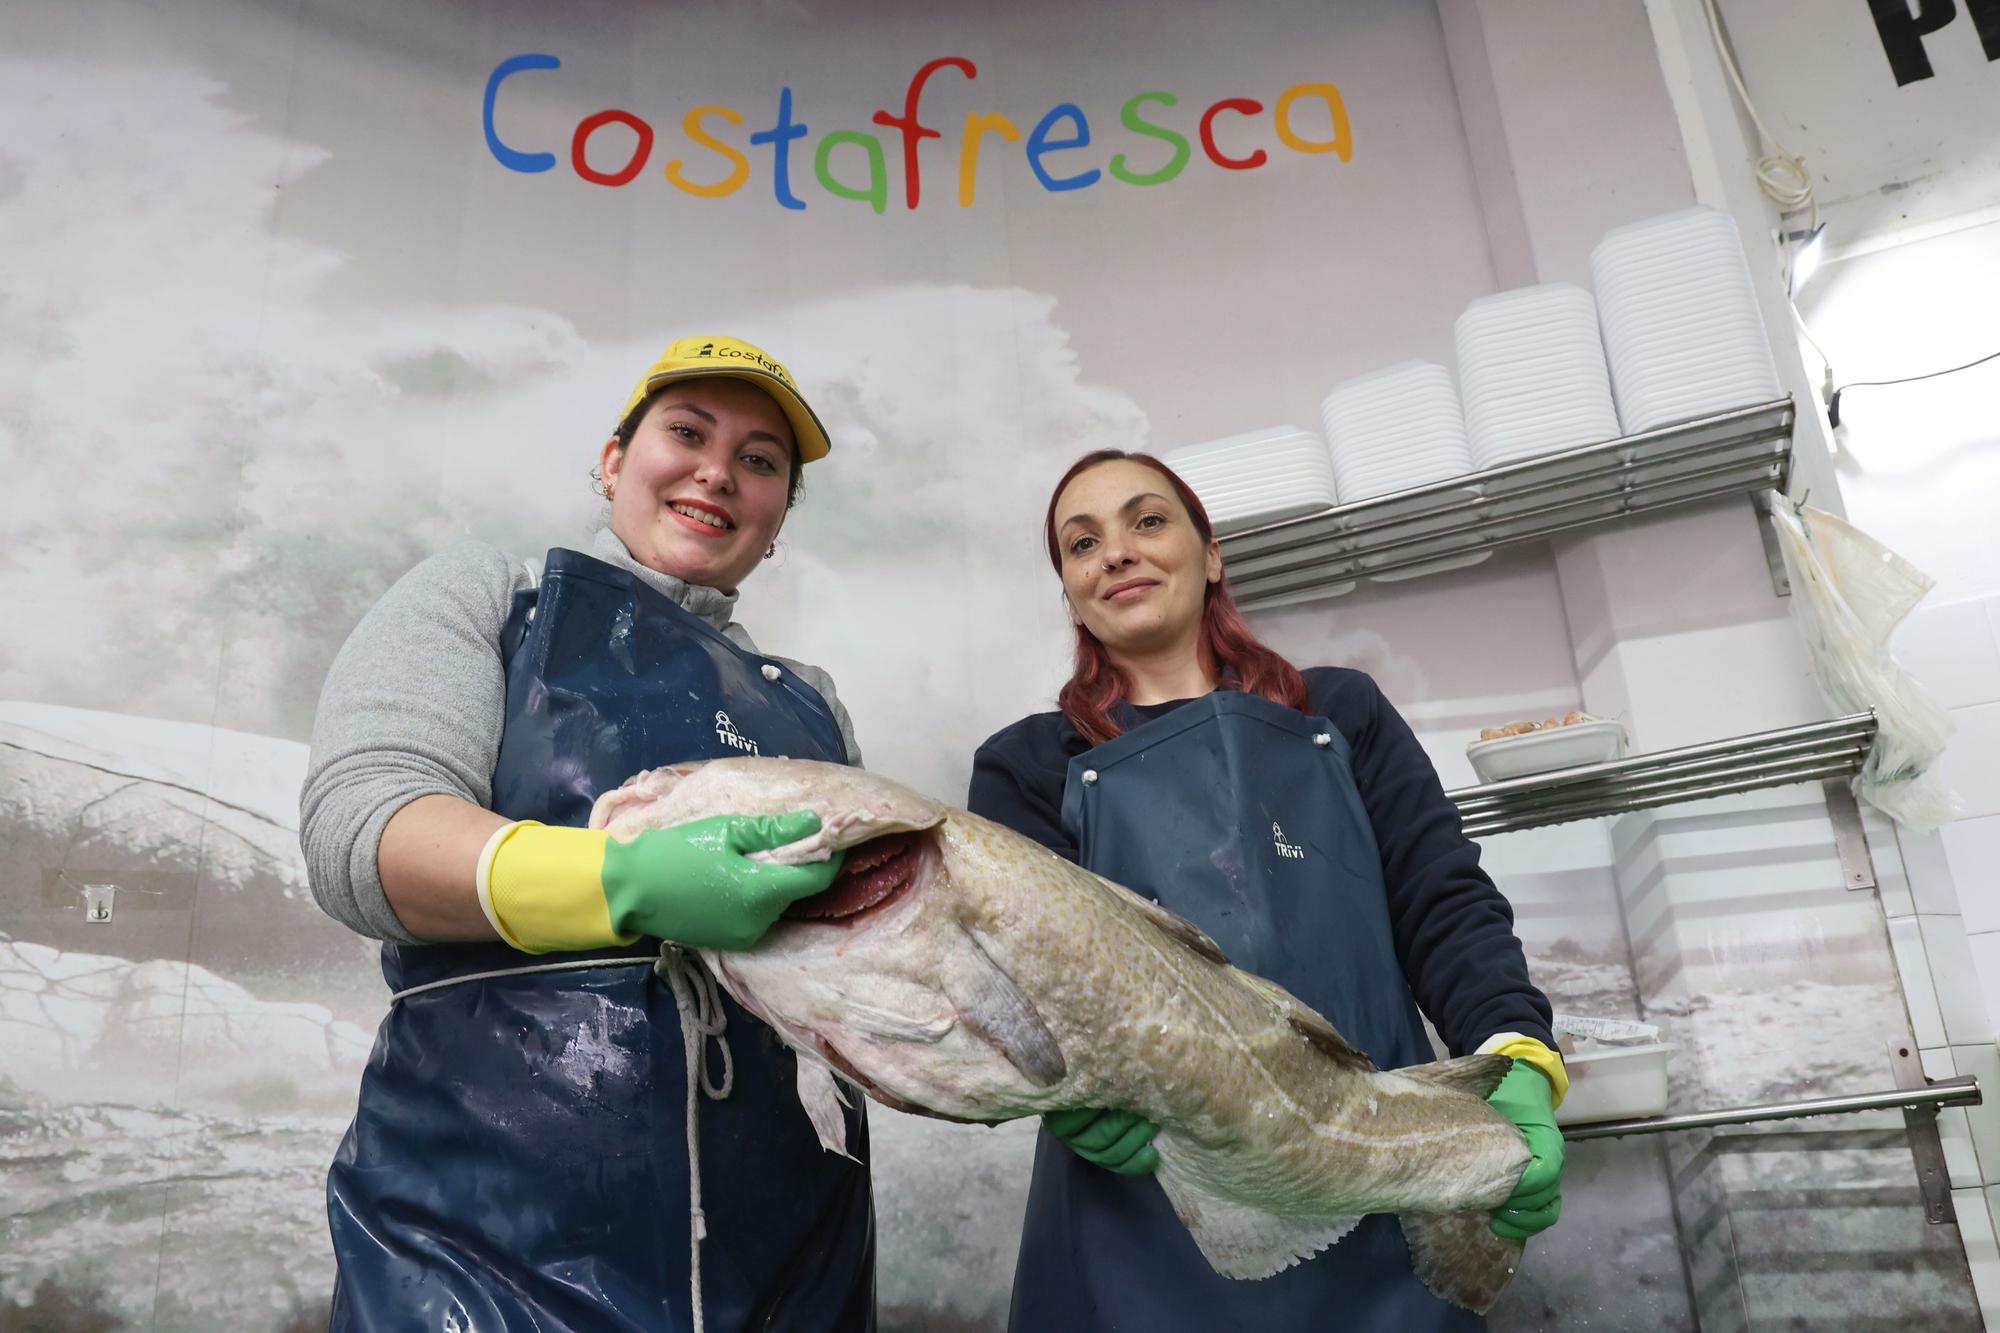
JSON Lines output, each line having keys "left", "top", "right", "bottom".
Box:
{"left": 1400, "top": 1209, "right": 1525, "bottom": 1314}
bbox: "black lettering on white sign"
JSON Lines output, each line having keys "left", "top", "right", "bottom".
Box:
{"left": 1868, "top": 0, "right": 2000, "bottom": 84}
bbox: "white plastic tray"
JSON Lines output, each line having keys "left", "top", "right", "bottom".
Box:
{"left": 1465, "top": 718, "right": 1627, "bottom": 783}
{"left": 1555, "top": 1040, "right": 1675, "bottom": 1126}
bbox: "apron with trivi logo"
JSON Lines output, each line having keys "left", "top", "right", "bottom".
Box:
{"left": 327, "top": 546, "right": 874, "bottom": 1333}
{"left": 1011, "top": 690, "right": 1481, "bottom": 1333}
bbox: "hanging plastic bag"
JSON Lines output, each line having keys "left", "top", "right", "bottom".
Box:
{"left": 1767, "top": 500, "right": 1959, "bottom": 830}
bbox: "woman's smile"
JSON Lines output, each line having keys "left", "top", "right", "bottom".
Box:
{"left": 1103, "top": 577, "right": 1159, "bottom": 602}
{"left": 667, "top": 497, "right": 737, "bottom": 535}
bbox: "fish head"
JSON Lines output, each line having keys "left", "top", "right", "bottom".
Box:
{"left": 592, "top": 758, "right": 1070, "bottom": 1130}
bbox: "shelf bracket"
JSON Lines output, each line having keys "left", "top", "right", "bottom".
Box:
{"left": 1890, "top": 1040, "right": 1957, "bottom": 1225}
{"left": 1752, "top": 489, "right": 1792, "bottom": 598}
{"left": 1825, "top": 780, "right": 1878, "bottom": 892}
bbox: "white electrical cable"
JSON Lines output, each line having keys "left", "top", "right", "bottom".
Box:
{"left": 1790, "top": 300, "right": 1834, "bottom": 379}
{"left": 1699, "top": 0, "right": 1817, "bottom": 226}
{"left": 1699, "top": 0, "right": 1835, "bottom": 409}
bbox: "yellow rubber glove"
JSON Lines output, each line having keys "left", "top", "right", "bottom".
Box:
{"left": 1484, "top": 1033, "right": 1568, "bottom": 1104}
{"left": 476, "top": 815, "right": 843, "bottom": 954}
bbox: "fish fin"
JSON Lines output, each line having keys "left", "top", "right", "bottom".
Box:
{"left": 1285, "top": 1010, "right": 1375, "bottom": 1071}
{"left": 1114, "top": 883, "right": 1232, "bottom": 966}
{"left": 1398, "top": 1053, "right": 1514, "bottom": 1100}
{"left": 793, "top": 1057, "right": 857, "bottom": 1161}
{"left": 949, "top": 927, "right": 1067, "bottom": 1087}
{"left": 1400, "top": 1210, "right": 1525, "bottom": 1314}
{"left": 813, "top": 1034, "right": 1005, "bottom": 1125}
{"left": 1233, "top": 972, "right": 1376, "bottom": 1071}
{"left": 1156, "top": 1166, "right": 1361, "bottom": 1279}
{"left": 841, "top": 994, "right": 958, "bottom": 1044}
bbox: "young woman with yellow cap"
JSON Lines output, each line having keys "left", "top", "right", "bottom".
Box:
{"left": 301, "top": 337, "right": 875, "bottom": 1331}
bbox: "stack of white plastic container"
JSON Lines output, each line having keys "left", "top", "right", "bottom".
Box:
{"left": 1316, "top": 361, "right": 1490, "bottom": 581}
{"left": 1591, "top": 206, "right": 1781, "bottom": 433}
{"left": 1160, "top": 424, "right": 1339, "bottom": 537}
{"left": 1156, "top": 204, "right": 1785, "bottom": 606}
{"left": 1317, "top": 361, "right": 1473, "bottom": 503}
{"left": 1454, "top": 282, "right": 1620, "bottom": 469}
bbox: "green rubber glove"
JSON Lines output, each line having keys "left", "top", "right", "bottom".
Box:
{"left": 1045, "top": 1107, "right": 1160, "bottom": 1175}
{"left": 1487, "top": 1059, "right": 1564, "bottom": 1238}
{"left": 478, "top": 813, "right": 844, "bottom": 954}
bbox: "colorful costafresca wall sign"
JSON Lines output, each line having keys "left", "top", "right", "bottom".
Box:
{"left": 483, "top": 55, "right": 1353, "bottom": 210}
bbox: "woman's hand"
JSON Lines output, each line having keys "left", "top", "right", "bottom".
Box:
{"left": 481, "top": 812, "right": 844, "bottom": 953}
{"left": 1045, "top": 1107, "right": 1160, "bottom": 1175}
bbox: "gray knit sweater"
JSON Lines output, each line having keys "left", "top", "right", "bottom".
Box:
{"left": 299, "top": 526, "right": 861, "bottom": 944}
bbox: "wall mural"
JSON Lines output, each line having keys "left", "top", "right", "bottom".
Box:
{"left": 0, "top": 1, "right": 1973, "bottom": 1328}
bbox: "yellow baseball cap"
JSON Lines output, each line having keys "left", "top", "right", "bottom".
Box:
{"left": 618, "top": 335, "right": 832, "bottom": 463}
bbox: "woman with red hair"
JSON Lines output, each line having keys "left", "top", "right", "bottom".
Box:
{"left": 968, "top": 451, "right": 1567, "bottom": 1332}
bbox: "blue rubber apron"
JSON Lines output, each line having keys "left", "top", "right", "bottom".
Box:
{"left": 1008, "top": 691, "right": 1482, "bottom": 1333}
{"left": 326, "top": 547, "right": 875, "bottom": 1333}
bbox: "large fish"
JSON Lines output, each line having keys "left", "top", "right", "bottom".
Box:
{"left": 592, "top": 756, "right": 1535, "bottom": 1312}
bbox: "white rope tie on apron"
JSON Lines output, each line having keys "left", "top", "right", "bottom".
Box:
{"left": 387, "top": 947, "right": 737, "bottom": 1333}
{"left": 386, "top": 955, "right": 652, "bottom": 1003}
{"left": 656, "top": 943, "right": 735, "bottom": 1333}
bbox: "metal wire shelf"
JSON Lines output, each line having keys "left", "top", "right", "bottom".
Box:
{"left": 1562, "top": 1045, "right": 1971, "bottom": 1223}
{"left": 1445, "top": 712, "right": 1878, "bottom": 838}
{"left": 1219, "top": 397, "right": 1796, "bottom": 609}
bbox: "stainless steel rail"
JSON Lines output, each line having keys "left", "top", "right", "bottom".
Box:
{"left": 1562, "top": 1075, "right": 1980, "bottom": 1141}
{"left": 1446, "top": 713, "right": 1878, "bottom": 837}
{"left": 1219, "top": 397, "right": 1795, "bottom": 608}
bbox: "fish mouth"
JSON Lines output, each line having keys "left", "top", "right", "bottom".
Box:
{"left": 782, "top": 829, "right": 932, "bottom": 923}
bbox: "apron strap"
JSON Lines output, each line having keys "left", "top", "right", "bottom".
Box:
{"left": 386, "top": 954, "right": 653, "bottom": 1003}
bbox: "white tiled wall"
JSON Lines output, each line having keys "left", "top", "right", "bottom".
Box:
{"left": 1887, "top": 592, "right": 2000, "bottom": 1321}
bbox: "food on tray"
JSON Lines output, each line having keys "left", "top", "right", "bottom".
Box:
{"left": 1476, "top": 710, "right": 1592, "bottom": 742}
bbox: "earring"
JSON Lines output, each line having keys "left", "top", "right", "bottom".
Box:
{"left": 764, "top": 543, "right": 777, "bottom": 560}
{"left": 603, "top": 482, "right": 616, "bottom": 502}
